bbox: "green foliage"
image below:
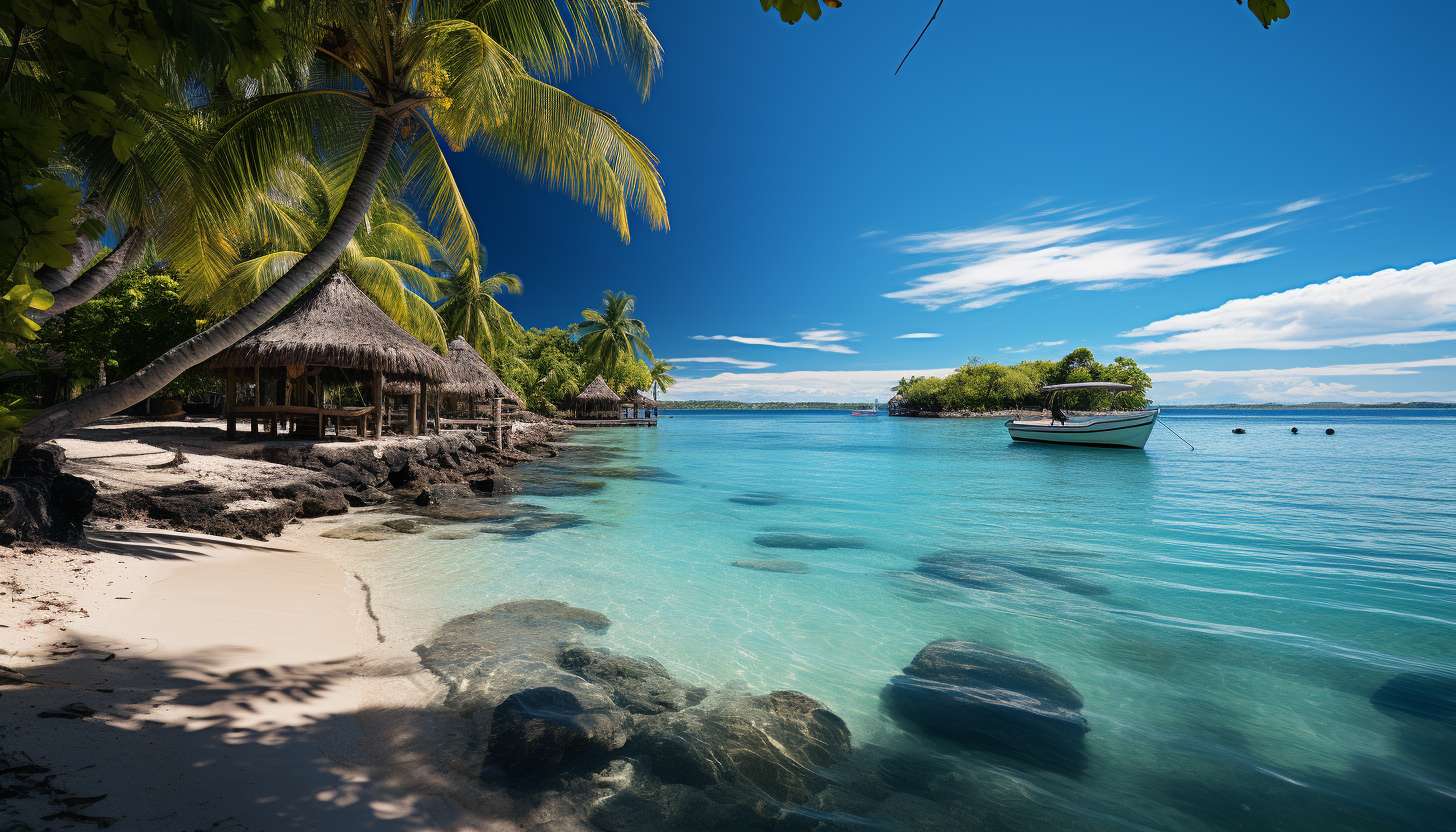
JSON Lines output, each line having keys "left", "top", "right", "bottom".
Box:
{"left": 896, "top": 348, "right": 1152, "bottom": 413}
{"left": 648, "top": 359, "right": 676, "bottom": 400}
{"left": 574, "top": 290, "right": 651, "bottom": 375}
{"left": 20, "top": 267, "right": 212, "bottom": 400}
{"left": 0, "top": 1, "right": 282, "bottom": 456}
{"left": 439, "top": 267, "right": 523, "bottom": 358}
{"left": 1238, "top": 0, "right": 1291, "bottom": 28}
{"left": 496, "top": 326, "right": 586, "bottom": 414}
{"left": 760, "top": 0, "right": 842, "bottom": 25}
{"left": 608, "top": 356, "right": 652, "bottom": 395}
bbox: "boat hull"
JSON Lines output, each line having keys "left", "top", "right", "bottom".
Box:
{"left": 1005, "top": 410, "right": 1158, "bottom": 449}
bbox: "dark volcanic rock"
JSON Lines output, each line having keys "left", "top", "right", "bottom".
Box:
{"left": 270, "top": 482, "right": 349, "bottom": 517}
{"left": 0, "top": 444, "right": 96, "bottom": 544}
{"left": 883, "top": 640, "right": 1089, "bottom": 775}
{"left": 1372, "top": 673, "right": 1456, "bottom": 725}
{"left": 732, "top": 559, "right": 810, "bottom": 574}
{"left": 754, "top": 533, "right": 866, "bottom": 551}
{"left": 558, "top": 645, "right": 707, "bottom": 714}
{"left": 485, "top": 686, "right": 629, "bottom": 780}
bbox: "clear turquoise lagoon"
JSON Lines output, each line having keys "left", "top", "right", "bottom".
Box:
{"left": 342, "top": 409, "right": 1456, "bottom": 830}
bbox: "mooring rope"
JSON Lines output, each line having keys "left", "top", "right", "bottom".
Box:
{"left": 1159, "top": 418, "right": 1196, "bottom": 450}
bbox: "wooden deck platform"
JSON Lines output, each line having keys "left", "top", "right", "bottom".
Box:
{"left": 564, "top": 418, "right": 657, "bottom": 428}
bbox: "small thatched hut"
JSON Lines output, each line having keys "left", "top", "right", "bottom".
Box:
{"left": 573, "top": 375, "right": 621, "bottom": 420}
{"left": 208, "top": 273, "right": 447, "bottom": 439}
{"left": 441, "top": 336, "right": 523, "bottom": 413}
{"left": 621, "top": 388, "right": 658, "bottom": 419}
{"left": 385, "top": 337, "right": 524, "bottom": 434}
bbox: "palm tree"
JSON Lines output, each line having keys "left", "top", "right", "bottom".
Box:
{"left": 21, "top": 1, "right": 668, "bottom": 444}
{"left": 648, "top": 359, "right": 676, "bottom": 400}
{"left": 201, "top": 157, "right": 449, "bottom": 348}
{"left": 575, "top": 290, "right": 651, "bottom": 374}
{"left": 438, "top": 266, "right": 524, "bottom": 358}
{"left": 29, "top": 102, "right": 211, "bottom": 324}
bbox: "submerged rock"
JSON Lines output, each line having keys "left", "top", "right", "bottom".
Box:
{"left": 382, "top": 518, "right": 426, "bottom": 533}
{"left": 731, "top": 559, "right": 810, "bottom": 574}
{"left": 914, "top": 555, "right": 1020, "bottom": 591}
{"left": 618, "top": 689, "right": 853, "bottom": 809}
{"left": 729, "top": 492, "right": 783, "bottom": 507}
{"left": 754, "top": 533, "right": 866, "bottom": 551}
{"left": 883, "top": 640, "right": 1089, "bottom": 775}
{"left": 1372, "top": 673, "right": 1456, "bottom": 725}
{"left": 559, "top": 645, "right": 707, "bottom": 715}
{"left": 319, "top": 524, "right": 401, "bottom": 541}
{"left": 482, "top": 511, "right": 590, "bottom": 538}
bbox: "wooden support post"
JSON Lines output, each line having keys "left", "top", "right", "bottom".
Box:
{"left": 316, "top": 378, "right": 324, "bottom": 439}
{"left": 372, "top": 369, "right": 384, "bottom": 440}
{"left": 435, "top": 388, "right": 443, "bottom": 434}
{"left": 409, "top": 392, "right": 419, "bottom": 436}
{"left": 225, "top": 368, "right": 237, "bottom": 439}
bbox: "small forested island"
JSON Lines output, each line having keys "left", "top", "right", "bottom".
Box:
{"left": 890, "top": 348, "right": 1152, "bottom": 414}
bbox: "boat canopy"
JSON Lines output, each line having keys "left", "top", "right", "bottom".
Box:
{"left": 1038, "top": 382, "right": 1135, "bottom": 392}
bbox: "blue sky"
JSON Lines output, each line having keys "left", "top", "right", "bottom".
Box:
{"left": 448, "top": 1, "right": 1455, "bottom": 403}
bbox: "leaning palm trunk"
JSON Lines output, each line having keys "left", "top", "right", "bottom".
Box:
{"left": 29, "top": 227, "right": 150, "bottom": 324}
{"left": 19, "top": 116, "right": 399, "bottom": 445}
{"left": 35, "top": 200, "right": 108, "bottom": 294}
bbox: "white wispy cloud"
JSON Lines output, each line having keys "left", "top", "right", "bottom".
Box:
{"left": 663, "top": 368, "right": 957, "bottom": 402}
{"left": 1275, "top": 196, "right": 1327, "bottom": 214}
{"left": 1197, "top": 221, "right": 1285, "bottom": 248}
{"left": 893, "top": 332, "right": 943, "bottom": 339}
{"left": 666, "top": 356, "right": 776, "bottom": 370}
{"left": 1151, "top": 358, "right": 1456, "bottom": 403}
{"left": 859, "top": 230, "right": 885, "bottom": 238}
{"left": 1120, "top": 259, "right": 1456, "bottom": 353}
{"left": 884, "top": 206, "right": 1279, "bottom": 311}
{"left": 1000, "top": 339, "right": 1068, "bottom": 354}
{"left": 691, "top": 329, "right": 861, "bottom": 354}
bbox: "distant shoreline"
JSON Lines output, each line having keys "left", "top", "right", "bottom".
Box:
{"left": 656, "top": 400, "right": 1455, "bottom": 411}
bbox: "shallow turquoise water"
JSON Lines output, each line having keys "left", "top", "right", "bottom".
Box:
{"left": 344, "top": 409, "right": 1456, "bottom": 831}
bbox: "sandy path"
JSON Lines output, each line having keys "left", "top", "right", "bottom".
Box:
{"left": 0, "top": 528, "right": 521, "bottom": 832}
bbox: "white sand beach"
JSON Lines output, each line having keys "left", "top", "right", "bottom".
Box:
{"left": 0, "top": 524, "right": 529, "bottom": 831}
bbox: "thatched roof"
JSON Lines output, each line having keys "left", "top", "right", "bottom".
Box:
{"left": 209, "top": 274, "right": 447, "bottom": 382}
{"left": 623, "top": 389, "right": 655, "bottom": 405}
{"left": 384, "top": 378, "right": 421, "bottom": 397}
{"left": 442, "top": 337, "right": 522, "bottom": 406}
{"left": 576, "top": 375, "right": 621, "bottom": 403}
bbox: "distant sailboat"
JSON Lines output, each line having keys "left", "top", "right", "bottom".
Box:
{"left": 852, "top": 398, "right": 880, "bottom": 417}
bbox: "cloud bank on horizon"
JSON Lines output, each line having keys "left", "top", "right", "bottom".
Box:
{"left": 1120, "top": 259, "right": 1456, "bottom": 353}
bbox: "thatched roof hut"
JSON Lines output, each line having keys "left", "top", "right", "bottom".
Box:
{"left": 208, "top": 273, "right": 447, "bottom": 439}
{"left": 209, "top": 274, "right": 446, "bottom": 382}
{"left": 441, "top": 337, "right": 522, "bottom": 407}
{"left": 573, "top": 375, "right": 620, "bottom": 419}
{"left": 577, "top": 375, "right": 620, "bottom": 403}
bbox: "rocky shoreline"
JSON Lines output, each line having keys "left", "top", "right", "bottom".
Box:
{"left": 0, "top": 418, "right": 572, "bottom": 544}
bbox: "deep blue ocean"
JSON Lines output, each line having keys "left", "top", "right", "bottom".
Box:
{"left": 337, "top": 408, "right": 1456, "bottom": 831}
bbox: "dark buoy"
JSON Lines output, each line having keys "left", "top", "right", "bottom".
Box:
{"left": 1290, "top": 427, "right": 1299, "bottom": 434}
{"left": 1232, "top": 428, "right": 1246, "bottom": 434}
{"left": 1325, "top": 428, "right": 1335, "bottom": 435}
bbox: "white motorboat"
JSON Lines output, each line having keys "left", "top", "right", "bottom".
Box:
{"left": 1005, "top": 382, "right": 1158, "bottom": 449}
